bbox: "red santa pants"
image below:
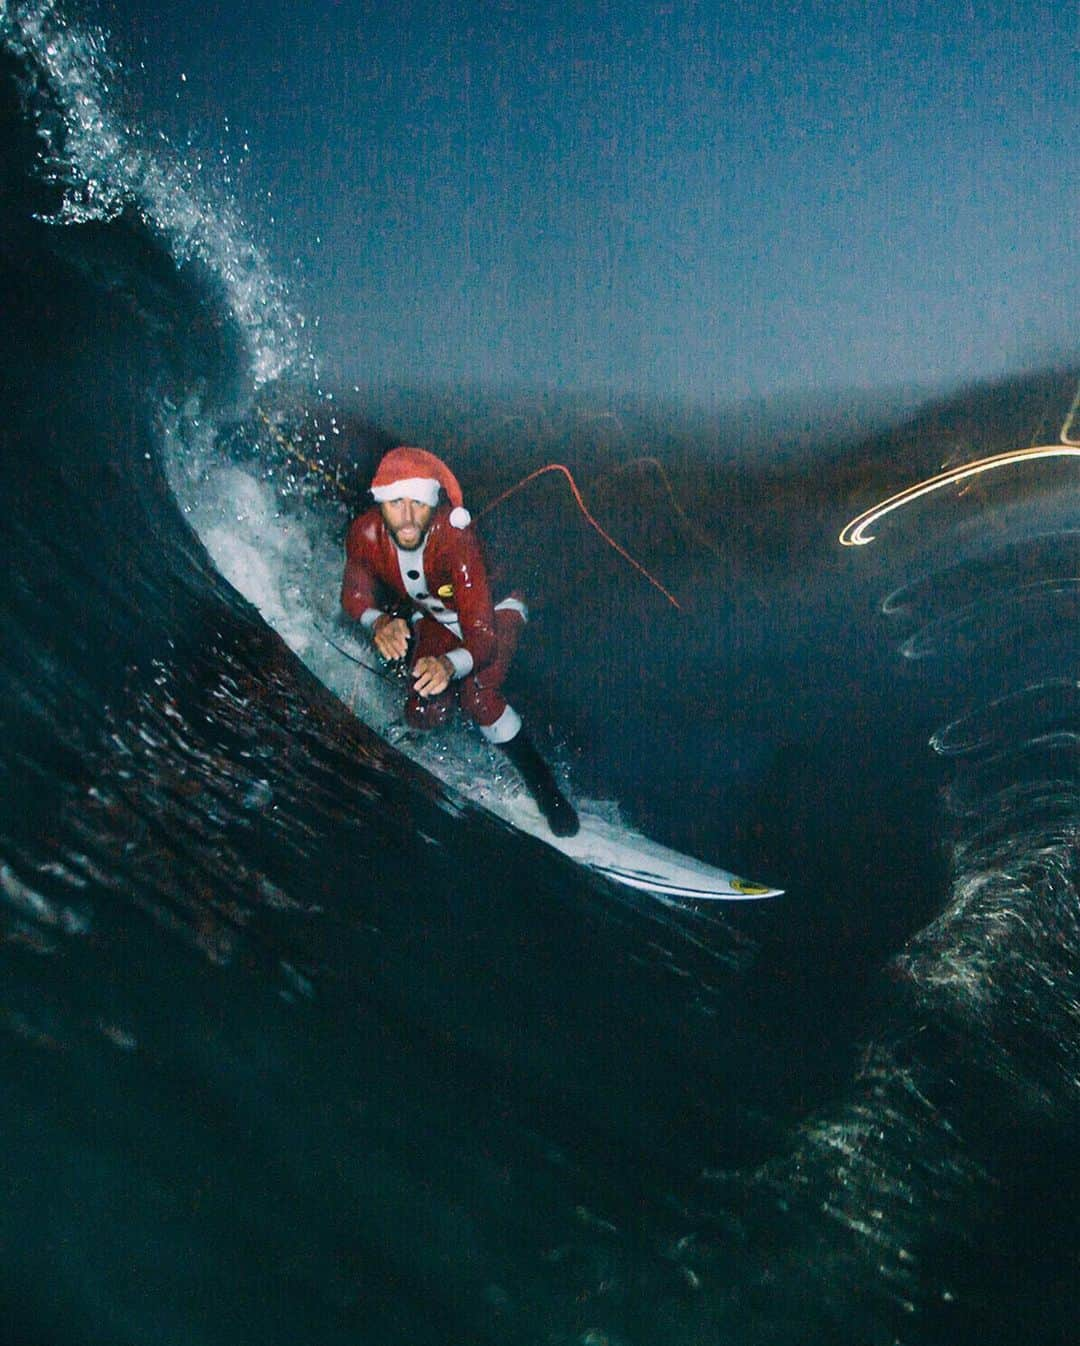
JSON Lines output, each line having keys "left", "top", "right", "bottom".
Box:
{"left": 405, "top": 608, "right": 523, "bottom": 738}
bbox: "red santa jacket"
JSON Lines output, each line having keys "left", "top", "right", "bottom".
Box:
{"left": 342, "top": 505, "right": 512, "bottom": 675}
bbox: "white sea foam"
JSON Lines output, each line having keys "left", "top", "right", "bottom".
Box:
{"left": 1, "top": 0, "right": 299, "bottom": 387}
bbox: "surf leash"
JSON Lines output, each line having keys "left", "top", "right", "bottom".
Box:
{"left": 313, "top": 619, "right": 410, "bottom": 686}
{"left": 320, "top": 620, "right": 412, "bottom": 718}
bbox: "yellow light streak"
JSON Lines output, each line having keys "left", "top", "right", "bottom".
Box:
{"left": 1060, "top": 377, "right": 1080, "bottom": 446}
{"left": 838, "top": 444, "right": 1080, "bottom": 547}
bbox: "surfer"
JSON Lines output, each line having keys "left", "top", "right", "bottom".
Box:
{"left": 341, "top": 446, "right": 579, "bottom": 837}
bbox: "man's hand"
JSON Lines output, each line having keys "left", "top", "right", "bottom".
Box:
{"left": 372, "top": 615, "right": 410, "bottom": 661}
{"left": 412, "top": 654, "right": 454, "bottom": 698}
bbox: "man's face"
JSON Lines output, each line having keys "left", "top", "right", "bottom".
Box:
{"left": 380, "top": 497, "right": 434, "bottom": 551}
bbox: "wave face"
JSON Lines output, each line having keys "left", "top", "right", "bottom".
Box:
{"left": 2, "top": 4, "right": 1078, "bottom": 1343}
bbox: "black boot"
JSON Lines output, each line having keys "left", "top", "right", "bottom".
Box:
{"left": 499, "top": 732, "right": 580, "bottom": 837}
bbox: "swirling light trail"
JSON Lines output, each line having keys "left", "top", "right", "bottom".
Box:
{"left": 839, "top": 444, "right": 1080, "bottom": 547}
{"left": 1060, "top": 379, "right": 1080, "bottom": 446}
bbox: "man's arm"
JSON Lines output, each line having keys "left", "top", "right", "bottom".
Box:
{"left": 341, "top": 514, "right": 393, "bottom": 635}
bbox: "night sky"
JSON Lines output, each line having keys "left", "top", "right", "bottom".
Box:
{"left": 92, "top": 0, "right": 1076, "bottom": 405}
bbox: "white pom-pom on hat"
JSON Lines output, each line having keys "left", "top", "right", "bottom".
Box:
{"left": 370, "top": 446, "right": 472, "bottom": 528}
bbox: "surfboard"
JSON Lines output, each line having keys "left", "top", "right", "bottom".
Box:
{"left": 311, "top": 627, "right": 780, "bottom": 900}
{"left": 492, "top": 799, "right": 782, "bottom": 901}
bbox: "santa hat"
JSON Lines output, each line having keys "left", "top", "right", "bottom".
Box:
{"left": 369, "top": 446, "right": 471, "bottom": 529}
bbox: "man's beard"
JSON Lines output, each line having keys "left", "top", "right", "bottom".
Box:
{"left": 389, "top": 522, "right": 428, "bottom": 551}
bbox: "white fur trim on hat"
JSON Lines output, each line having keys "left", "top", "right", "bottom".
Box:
{"left": 370, "top": 476, "right": 441, "bottom": 507}
{"left": 448, "top": 506, "right": 471, "bottom": 529}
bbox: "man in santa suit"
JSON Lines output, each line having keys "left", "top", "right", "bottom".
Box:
{"left": 341, "top": 446, "right": 579, "bottom": 836}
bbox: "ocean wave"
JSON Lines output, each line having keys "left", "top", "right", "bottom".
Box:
{"left": 1, "top": 3, "right": 1078, "bottom": 1342}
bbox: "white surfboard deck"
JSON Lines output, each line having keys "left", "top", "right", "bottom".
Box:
{"left": 482, "top": 793, "right": 782, "bottom": 901}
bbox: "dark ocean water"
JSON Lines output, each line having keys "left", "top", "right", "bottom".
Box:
{"left": 1, "top": 4, "right": 1078, "bottom": 1343}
